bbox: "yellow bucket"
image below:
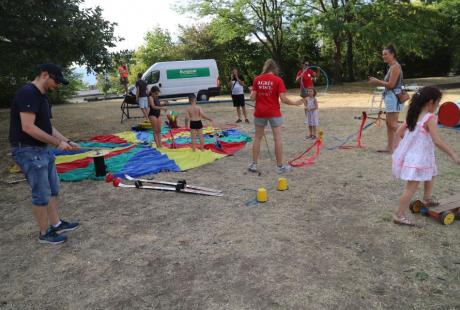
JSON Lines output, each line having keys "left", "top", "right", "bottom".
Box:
{"left": 257, "top": 188, "right": 268, "bottom": 203}
{"left": 318, "top": 130, "right": 324, "bottom": 141}
{"left": 277, "top": 177, "right": 288, "bottom": 191}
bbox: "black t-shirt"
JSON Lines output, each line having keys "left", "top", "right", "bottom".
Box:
{"left": 9, "top": 83, "right": 53, "bottom": 146}
{"left": 135, "top": 79, "right": 147, "bottom": 97}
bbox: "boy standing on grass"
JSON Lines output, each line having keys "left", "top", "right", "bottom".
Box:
{"left": 186, "top": 94, "right": 214, "bottom": 151}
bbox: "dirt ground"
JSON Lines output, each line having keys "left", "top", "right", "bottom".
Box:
{"left": 0, "top": 78, "right": 459, "bottom": 310}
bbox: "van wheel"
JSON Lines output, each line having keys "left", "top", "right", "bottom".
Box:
{"left": 198, "top": 93, "right": 209, "bottom": 102}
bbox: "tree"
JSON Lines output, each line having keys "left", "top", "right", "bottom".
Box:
{"left": 290, "top": 0, "right": 446, "bottom": 82}
{"left": 289, "top": 0, "right": 364, "bottom": 83}
{"left": 0, "top": 0, "right": 118, "bottom": 106}
{"left": 436, "top": 0, "right": 460, "bottom": 73}
{"left": 129, "top": 27, "right": 178, "bottom": 83}
{"left": 177, "top": 21, "right": 268, "bottom": 90}
{"left": 184, "top": 0, "right": 293, "bottom": 73}
{"left": 354, "top": 0, "right": 443, "bottom": 77}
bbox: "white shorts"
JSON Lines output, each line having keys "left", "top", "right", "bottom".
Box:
{"left": 138, "top": 97, "right": 148, "bottom": 109}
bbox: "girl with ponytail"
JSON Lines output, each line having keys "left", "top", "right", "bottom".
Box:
{"left": 391, "top": 86, "right": 460, "bottom": 226}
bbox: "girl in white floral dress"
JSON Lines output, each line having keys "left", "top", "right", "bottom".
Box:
{"left": 392, "top": 86, "right": 460, "bottom": 226}
{"left": 303, "top": 88, "right": 319, "bottom": 139}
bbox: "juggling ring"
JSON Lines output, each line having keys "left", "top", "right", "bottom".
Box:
{"left": 300, "top": 66, "right": 329, "bottom": 95}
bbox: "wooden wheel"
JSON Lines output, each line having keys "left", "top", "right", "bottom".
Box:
{"left": 440, "top": 211, "right": 455, "bottom": 225}
{"left": 409, "top": 200, "right": 424, "bottom": 213}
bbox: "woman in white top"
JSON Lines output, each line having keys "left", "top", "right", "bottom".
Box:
{"left": 229, "top": 68, "right": 249, "bottom": 123}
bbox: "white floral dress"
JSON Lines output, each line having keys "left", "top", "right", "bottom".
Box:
{"left": 392, "top": 113, "right": 438, "bottom": 181}
{"left": 304, "top": 98, "right": 319, "bottom": 126}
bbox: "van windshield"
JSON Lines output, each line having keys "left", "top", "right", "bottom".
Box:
{"left": 146, "top": 70, "right": 160, "bottom": 84}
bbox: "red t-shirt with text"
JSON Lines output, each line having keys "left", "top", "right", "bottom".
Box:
{"left": 296, "top": 69, "right": 315, "bottom": 88}
{"left": 252, "top": 73, "right": 286, "bottom": 118}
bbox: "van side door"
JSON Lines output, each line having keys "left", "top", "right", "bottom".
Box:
{"left": 146, "top": 70, "right": 160, "bottom": 90}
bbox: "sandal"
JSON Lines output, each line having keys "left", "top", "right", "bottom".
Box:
{"left": 422, "top": 196, "right": 439, "bottom": 207}
{"left": 393, "top": 215, "right": 416, "bottom": 227}
{"left": 377, "top": 149, "right": 391, "bottom": 153}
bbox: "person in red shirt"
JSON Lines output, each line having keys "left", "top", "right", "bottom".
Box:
{"left": 118, "top": 64, "right": 129, "bottom": 94}
{"left": 295, "top": 60, "right": 320, "bottom": 98}
{"left": 248, "top": 59, "right": 304, "bottom": 174}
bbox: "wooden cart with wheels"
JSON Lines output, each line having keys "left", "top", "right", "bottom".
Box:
{"left": 410, "top": 194, "right": 460, "bottom": 225}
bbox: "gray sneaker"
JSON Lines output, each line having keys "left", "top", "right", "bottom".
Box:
{"left": 276, "top": 164, "right": 291, "bottom": 174}
{"left": 247, "top": 162, "right": 258, "bottom": 172}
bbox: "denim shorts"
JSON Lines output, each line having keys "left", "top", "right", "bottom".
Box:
{"left": 383, "top": 90, "right": 403, "bottom": 113}
{"left": 254, "top": 116, "right": 283, "bottom": 127}
{"left": 138, "top": 97, "right": 148, "bottom": 109}
{"left": 11, "top": 146, "right": 59, "bottom": 206}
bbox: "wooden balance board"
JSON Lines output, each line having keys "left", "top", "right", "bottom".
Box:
{"left": 410, "top": 194, "right": 460, "bottom": 225}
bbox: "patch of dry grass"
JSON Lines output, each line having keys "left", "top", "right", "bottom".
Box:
{"left": 0, "top": 79, "right": 459, "bottom": 309}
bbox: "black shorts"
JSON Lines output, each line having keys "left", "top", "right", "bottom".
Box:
{"left": 190, "top": 120, "right": 203, "bottom": 130}
{"left": 149, "top": 108, "right": 161, "bottom": 118}
{"left": 120, "top": 77, "right": 128, "bottom": 85}
{"left": 232, "top": 94, "right": 245, "bottom": 107}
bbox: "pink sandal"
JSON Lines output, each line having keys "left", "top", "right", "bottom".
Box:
{"left": 393, "top": 215, "right": 416, "bottom": 227}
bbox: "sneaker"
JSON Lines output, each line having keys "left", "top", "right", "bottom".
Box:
{"left": 236, "top": 119, "right": 242, "bottom": 123}
{"left": 247, "top": 162, "right": 258, "bottom": 172}
{"left": 245, "top": 119, "right": 250, "bottom": 124}
{"left": 276, "top": 164, "right": 291, "bottom": 174}
{"left": 38, "top": 229, "right": 67, "bottom": 244}
{"left": 51, "top": 219, "right": 80, "bottom": 234}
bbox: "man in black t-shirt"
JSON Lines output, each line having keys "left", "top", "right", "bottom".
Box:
{"left": 9, "top": 63, "right": 80, "bottom": 244}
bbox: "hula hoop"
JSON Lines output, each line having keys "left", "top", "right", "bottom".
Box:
{"left": 300, "top": 66, "right": 329, "bottom": 96}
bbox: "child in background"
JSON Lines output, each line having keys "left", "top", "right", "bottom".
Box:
{"left": 392, "top": 86, "right": 460, "bottom": 226}
{"left": 303, "top": 87, "right": 319, "bottom": 139}
{"left": 186, "top": 94, "right": 214, "bottom": 151}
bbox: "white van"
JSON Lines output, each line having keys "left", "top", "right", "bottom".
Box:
{"left": 140, "top": 59, "right": 221, "bottom": 101}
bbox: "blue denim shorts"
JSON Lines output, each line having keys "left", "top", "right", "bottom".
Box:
{"left": 383, "top": 90, "right": 403, "bottom": 113}
{"left": 11, "top": 146, "right": 60, "bottom": 206}
{"left": 254, "top": 116, "right": 283, "bottom": 128}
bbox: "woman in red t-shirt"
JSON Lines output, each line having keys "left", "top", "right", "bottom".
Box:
{"left": 295, "top": 60, "right": 320, "bottom": 98}
{"left": 248, "top": 59, "right": 303, "bottom": 174}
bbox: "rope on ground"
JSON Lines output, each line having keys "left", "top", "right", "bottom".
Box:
{"left": 288, "top": 131, "right": 323, "bottom": 167}
{"left": 326, "top": 111, "right": 380, "bottom": 150}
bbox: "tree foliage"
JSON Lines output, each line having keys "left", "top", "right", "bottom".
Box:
{"left": 0, "top": 0, "right": 118, "bottom": 106}
{"left": 177, "top": 0, "right": 460, "bottom": 85}
{"left": 185, "top": 0, "right": 293, "bottom": 72}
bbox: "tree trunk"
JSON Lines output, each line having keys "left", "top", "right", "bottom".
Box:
{"left": 272, "top": 47, "right": 284, "bottom": 75}
{"left": 333, "top": 37, "right": 342, "bottom": 84}
{"left": 346, "top": 31, "right": 354, "bottom": 82}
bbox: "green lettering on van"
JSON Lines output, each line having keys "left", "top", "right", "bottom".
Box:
{"left": 167, "top": 67, "right": 210, "bottom": 79}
